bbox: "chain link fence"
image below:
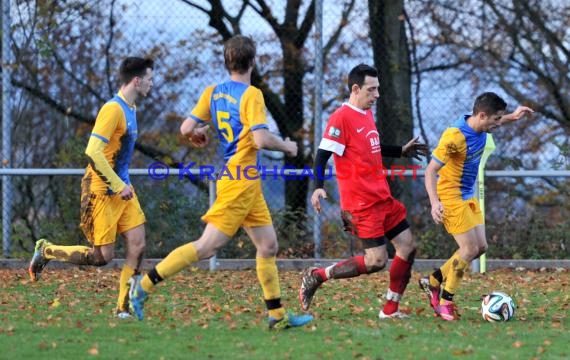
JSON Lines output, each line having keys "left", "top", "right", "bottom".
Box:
{"left": 1, "top": 0, "right": 569, "bottom": 260}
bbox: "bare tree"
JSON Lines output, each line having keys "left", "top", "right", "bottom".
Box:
{"left": 408, "top": 0, "right": 570, "bottom": 133}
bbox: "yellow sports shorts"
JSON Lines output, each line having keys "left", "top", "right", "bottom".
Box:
{"left": 80, "top": 188, "right": 146, "bottom": 246}
{"left": 202, "top": 169, "right": 272, "bottom": 237}
{"left": 441, "top": 196, "right": 483, "bottom": 235}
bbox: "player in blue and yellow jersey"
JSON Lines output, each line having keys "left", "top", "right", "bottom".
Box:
{"left": 128, "top": 35, "right": 313, "bottom": 329}
{"left": 420, "top": 92, "right": 533, "bottom": 320}
{"left": 28, "top": 57, "right": 154, "bottom": 319}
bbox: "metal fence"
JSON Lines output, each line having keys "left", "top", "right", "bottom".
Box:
{"left": 1, "top": 168, "right": 569, "bottom": 261}
{"left": 2, "top": 1, "right": 569, "bottom": 260}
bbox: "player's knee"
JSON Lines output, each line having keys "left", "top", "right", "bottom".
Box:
{"left": 391, "top": 230, "right": 416, "bottom": 255}
{"left": 256, "top": 239, "right": 278, "bottom": 257}
{"left": 366, "top": 257, "right": 387, "bottom": 273}
{"left": 265, "top": 243, "right": 278, "bottom": 257}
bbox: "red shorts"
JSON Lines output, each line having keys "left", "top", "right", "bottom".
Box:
{"left": 341, "top": 197, "right": 407, "bottom": 239}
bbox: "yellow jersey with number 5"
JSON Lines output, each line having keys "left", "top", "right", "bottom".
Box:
{"left": 189, "top": 81, "right": 269, "bottom": 168}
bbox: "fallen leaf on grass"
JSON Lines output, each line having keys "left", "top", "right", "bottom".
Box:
{"left": 49, "top": 298, "right": 61, "bottom": 308}
{"left": 1, "top": 325, "right": 15, "bottom": 335}
{"left": 452, "top": 348, "right": 474, "bottom": 355}
{"left": 350, "top": 305, "right": 365, "bottom": 314}
{"left": 88, "top": 345, "right": 99, "bottom": 355}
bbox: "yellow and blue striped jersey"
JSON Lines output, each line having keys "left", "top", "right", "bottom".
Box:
{"left": 189, "top": 81, "right": 269, "bottom": 168}
{"left": 432, "top": 115, "right": 487, "bottom": 201}
{"left": 84, "top": 91, "right": 137, "bottom": 194}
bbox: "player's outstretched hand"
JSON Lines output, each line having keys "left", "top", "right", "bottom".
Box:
{"left": 503, "top": 106, "right": 534, "bottom": 123}
{"left": 402, "top": 136, "right": 429, "bottom": 160}
{"left": 311, "top": 188, "right": 327, "bottom": 214}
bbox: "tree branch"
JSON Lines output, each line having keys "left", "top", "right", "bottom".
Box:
{"left": 404, "top": 8, "right": 430, "bottom": 153}
{"left": 178, "top": 0, "right": 233, "bottom": 39}
{"left": 517, "top": 0, "right": 570, "bottom": 61}
{"left": 296, "top": 0, "right": 315, "bottom": 48}
{"left": 250, "top": 0, "right": 282, "bottom": 37}
{"left": 323, "top": 0, "right": 355, "bottom": 61}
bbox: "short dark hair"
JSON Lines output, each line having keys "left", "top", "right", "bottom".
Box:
{"left": 119, "top": 57, "right": 154, "bottom": 85}
{"left": 223, "top": 35, "right": 256, "bottom": 74}
{"left": 473, "top": 92, "right": 507, "bottom": 115}
{"left": 347, "top": 64, "right": 378, "bottom": 92}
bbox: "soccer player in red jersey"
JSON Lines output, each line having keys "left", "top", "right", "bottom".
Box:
{"left": 299, "top": 64, "right": 427, "bottom": 319}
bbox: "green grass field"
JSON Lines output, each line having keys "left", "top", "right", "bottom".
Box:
{"left": 1, "top": 266, "right": 568, "bottom": 359}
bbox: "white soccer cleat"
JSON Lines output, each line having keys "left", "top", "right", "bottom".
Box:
{"left": 378, "top": 310, "right": 410, "bottom": 319}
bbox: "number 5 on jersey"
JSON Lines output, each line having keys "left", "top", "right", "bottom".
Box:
{"left": 216, "top": 111, "right": 234, "bottom": 143}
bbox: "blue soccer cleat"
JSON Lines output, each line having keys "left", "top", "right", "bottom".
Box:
{"left": 28, "top": 239, "right": 52, "bottom": 282}
{"left": 128, "top": 275, "right": 148, "bottom": 320}
{"left": 268, "top": 312, "right": 314, "bottom": 330}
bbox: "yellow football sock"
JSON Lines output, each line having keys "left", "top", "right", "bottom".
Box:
{"left": 256, "top": 256, "right": 285, "bottom": 319}
{"left": 142, "top": 242, "right": 199, "bottom": 292}
{"left": 430, "top": 251, "right": 459, "bottom": 287}
{"left": 441, "top": 253, "right": 469, "bottom": 301}
{"left": 268, "top": 307, "right": 286, "bottom": 320}
{"left": 43, "top": 244, "right": 93, "bottom": 265}
{"left": 256, "top": 256, "right": 281, "bottom": 299}
{"left": 116, "top": 264, "right": 135, "bottom": 313}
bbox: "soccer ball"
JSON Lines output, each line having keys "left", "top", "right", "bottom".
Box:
{"left": 481, "top": 291, "right": 515, "bottom": 322}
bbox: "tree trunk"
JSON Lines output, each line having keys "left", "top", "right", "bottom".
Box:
{"left": 279, "top": 41, "right": 309, "bottom": 226}
{"left": 368, "top": 0, "right": 414, "bottom": 206}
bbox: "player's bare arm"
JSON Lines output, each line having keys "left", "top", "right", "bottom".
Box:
{"left": 500, "top": 106, "right": 534, "bottom": 124}
{"left": 180, "top": 117, "right": 198, "bottom": 137}
{"left": 424, "top": 159, "right": 444, "bottom": 224}
{"left": 252, "top": 128, "right": 298, "bottom": 157}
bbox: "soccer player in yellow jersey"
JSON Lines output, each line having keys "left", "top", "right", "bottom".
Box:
{"left": 28, "top": 57, "right": 154, "bottom": 319}
{"left": 420, "top": 92, "right": 533, "bottom": 320}
{"left": 129, "top": 35, "right": 313, "bottom": 329}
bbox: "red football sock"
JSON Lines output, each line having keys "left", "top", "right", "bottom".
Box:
{"left": 383, "top": 255, "right": 412, "bottom": 314}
